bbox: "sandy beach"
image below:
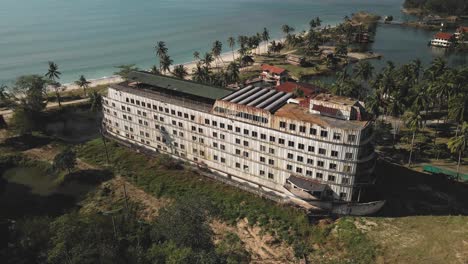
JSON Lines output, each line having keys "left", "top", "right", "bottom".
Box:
{"left": 178, "top": 39, "right": 275, "bottom": 74}
{"left": 59, "top": 75, "right": 123, "bottom": 92}
{"left": 58, "top": 39, "right": 277, "bottom": 93}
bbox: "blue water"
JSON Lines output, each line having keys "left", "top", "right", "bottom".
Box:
{"left": 0, "top": 0, "right": 466, "bottom": 85}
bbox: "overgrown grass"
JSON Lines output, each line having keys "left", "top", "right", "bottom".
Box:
{"left": 76, "top": 138, "right": 378, "bottom": 262}
{"left": 363, "top": 216, "right": 468, "bottom": 264}
{"left": 0, "top": 154, "right": 51, "bottom": 174}
{"left": 334, "top": 218, "right": 377, "bottom": 264}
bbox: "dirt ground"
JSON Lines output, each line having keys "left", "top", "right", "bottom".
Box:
{"left": 22, "top": 144, "right": 61, "bottom": 163}
{"left": 80, "top": 175, "right": 171, "bottom": 221}
{"left": 211, "top": 219, "right": 296, "bottom": 264}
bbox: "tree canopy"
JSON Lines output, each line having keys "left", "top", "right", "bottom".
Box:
{"left": 53, "top": 148, "right": 77, "bottom": 173}
{"left": 404, "top": 0, "right": 468, "bottom": 15}
{"left": 114, "top": 64, "right": 140, "bottom": 81}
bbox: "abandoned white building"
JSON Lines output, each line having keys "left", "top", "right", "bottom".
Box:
{"left": 102, "top": 71, "right": 376, "bottom": 205}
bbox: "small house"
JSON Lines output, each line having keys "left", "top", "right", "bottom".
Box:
{"left": 260, "top": 64, "right": 288, "bottom": 86}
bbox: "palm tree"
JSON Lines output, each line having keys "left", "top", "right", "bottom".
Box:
{"left": 74, "top": 75, "right": 91, "bottom": 97}
{"left": 281, "top": 24, "right": 294, "bottom": 39}
{"left": 447, "top": 122, "right": 467, "bottom": 179}
{"left": 448, "top": 93, "right": 468, "bottom": 135}
{"left": 237, "top": 35, "right": 248, "bottom": 49}
{"left": 335, "top": 42, "right": 348, "bottom": 57}
{"left": 262, "top": 28, "right": 270, "bottom": 46}
{"left": 226, "top": 62, "right": 240, "bottom": 84}
{"left": 331, "top": 70, "right": 350, "bottom": 96}
{"left": 89, "top": 90, "right": 102, "bottom": 112}
{"left": 114, "top": 64, "right": 139, "bottom": 81}
{"left": 202, "top": 52, "right": 214, "bottom": 69}
{"left": 192, "top": 62, "right": 210, "bottom": 83}
{"left": 238, "top": 45, "right": 249, "bottom": 59}
{"left": 412, "top": 84, "right": 429, "bottom": 114}
{"left": 309, "top": 19, "right": 317, "bottom": 29}
{"left": 160, "top": 54, "right": 173, "bottom": 74}
{"left": 353, "top": 61, "right": 374, "bottom": 81}
{"left": 193, "top": 51, "right": 200, "bottom": 61}
{"left": 410, "top": 58, "right": 422, "bottom": 82}
{"left": 150, "top": 65, "right": 160, "bottom": 75}
{"left": 404, "top": 111, "right": 423, "bottom": 166}
{"left": 45, "top": 61, "right": 62, "bottom": 107}
{"left": 155, "top": 41, "right": 168, "bottom": 70}
{"left": 228, "top": 37, "right": 236, "bottom": 61}
{"left": 212, "top": 40, "right": 223, "bottom": 70}
{"left": 155, "top": 41, "right": 168, "bottom": 58}
{"left": 172, "top": 65, "right": 188, "bottom": 79}
{"left": 388, "top": 95, "right": 405, "bottom": 140}
{"left": 315, "top": 17, "right": 322, "bottom": 27}
{"left": 366, "top": 90, "right": 383, "bottom": 119}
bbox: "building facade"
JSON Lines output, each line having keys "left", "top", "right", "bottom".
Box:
{"left": 430, "top": 32, "right": 454, "bottom": 48}
{"left": 102, "top": 71, "right": 375, "bottom": 203}
{"left": 260, "top": 64, "right": 288, "bottom": 86}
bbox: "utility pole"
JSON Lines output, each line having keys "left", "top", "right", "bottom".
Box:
{"left": 100, "top": 128, "right": 110, "bottom": 164}
{"left": 123, "top": 182, "right": 129, "bottom": 213}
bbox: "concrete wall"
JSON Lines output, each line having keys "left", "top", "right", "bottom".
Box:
{"left": 103, "top": 86, "right": 375, "bottom": 201}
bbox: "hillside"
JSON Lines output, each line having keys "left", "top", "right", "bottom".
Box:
{"left": 403, "top": 0, "right": 468, "bottom": 16}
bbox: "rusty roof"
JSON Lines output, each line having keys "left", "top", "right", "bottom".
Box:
{"left": 433, "top": 32, "right": 453, "bottom": 40}
{"left": 313, "top": 93, "right": 359, "bottom": 106}
{"left": 275, "top": 81, "right": 323, "bottom": 98}
{"left": 261, "top": 64, "right": 287, "bottom": 75}
{"left": 456, "top": 26, "right": 468, "bottom": 33}
{"left": 274, "top": 103, "right": 369, "bottom": 129}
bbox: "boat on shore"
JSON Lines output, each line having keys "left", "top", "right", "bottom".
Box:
{"left": 284, "top": 175, "right": 385, "bottom": 216}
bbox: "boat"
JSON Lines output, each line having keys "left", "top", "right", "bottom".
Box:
{"left": 283, "top": 175, "right": 385, "bottom": 216}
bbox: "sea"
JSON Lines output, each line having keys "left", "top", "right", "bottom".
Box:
{"left": 1, "top": 0, "right": 467, "bottom": 85}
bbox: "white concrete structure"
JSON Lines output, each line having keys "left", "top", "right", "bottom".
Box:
{"left": 430, "top": 32, "right": 454, "bottom": 48}
{"left": 102, "top": 71, "right": 376, "bottom": 203}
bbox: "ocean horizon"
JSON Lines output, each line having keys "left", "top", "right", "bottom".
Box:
{"left": 1, "top": 0, "right": 466, "bottom": 85}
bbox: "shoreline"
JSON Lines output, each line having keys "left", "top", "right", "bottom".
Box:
{"left": 59, "top": 22, "right": 381, "bottom": 93}
{"left": 60, "top": 38, "right": 280, "bottom": 92}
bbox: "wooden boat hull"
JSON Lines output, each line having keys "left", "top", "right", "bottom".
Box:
{"left": 283, "top": 185, "right": 385, "bottom": 215}
{"left": 309, "top": 200, "right": 386, "bottom": 216}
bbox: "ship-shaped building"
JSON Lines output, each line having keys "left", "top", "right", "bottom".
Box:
{"left": 102, "top": 71, "right": 382, "bottom": 214}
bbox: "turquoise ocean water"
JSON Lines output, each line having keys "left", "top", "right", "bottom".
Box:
{"left": 0, "top": 0, "right": 466, "bottom": 84}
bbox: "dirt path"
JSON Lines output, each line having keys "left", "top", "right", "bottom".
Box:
{"left": 211, "top": 219, "right": 296, "bottom": 264}
{"left": 81, "top": 176, "right": 171, "bottom": 221}
{"left": 22, "top": 144, "right": 61, "bottom": 163}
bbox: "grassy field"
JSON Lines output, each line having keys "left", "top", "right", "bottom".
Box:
{"left": 362, "top": 216, "right": 468, "bottom": 264}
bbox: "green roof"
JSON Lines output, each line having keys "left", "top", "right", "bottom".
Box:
{"left": 128, "top": 71, "right": 232, "bottom": 100}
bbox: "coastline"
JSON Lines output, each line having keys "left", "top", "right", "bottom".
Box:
{"left": 177, "top": 38, "right": 277, "bottom": 74}
{"left": 60, "top": 38, "right": 278, "bottom": 92}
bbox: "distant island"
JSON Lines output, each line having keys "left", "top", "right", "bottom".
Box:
{"left": 403, "top": 0, "right": 468, "bottom": 16}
